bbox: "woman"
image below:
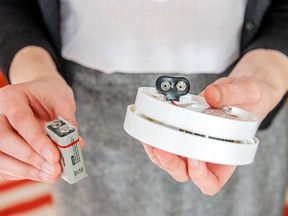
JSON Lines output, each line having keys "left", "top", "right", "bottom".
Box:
{"left": 0, "top": 0, "right": 287, "bottom": 215}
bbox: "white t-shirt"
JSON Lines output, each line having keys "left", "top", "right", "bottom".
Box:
{"left": 60, "top": 0, "right": 247, "bottom": 74}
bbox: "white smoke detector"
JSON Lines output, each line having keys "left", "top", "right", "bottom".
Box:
{"left": 124, "top": 87, "right": 260, "bottom": 165}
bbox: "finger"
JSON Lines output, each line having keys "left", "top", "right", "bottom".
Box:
{"left": 52, "top": 94, "right": 78, "bottom": 128}
{"left": 79, "top": 136, "right": 85, "bottom": 149}
{"left": 204, "top": 78, "right": 261, "bottom": 108}
{"left": 188, "top": 159, "right": 236, "bottom": 195}
{"left": 198, "top": 77, "right": 234, "bottom": 96}
{"left": 0, "top": 115, "right": 61, "bottom": 176}
{"left": 0, "top": 96, "right": 60, "bottom": 164}
{"left": 0, "top": 173, "right": 23, "bottom": 180}
{"left": 154, "top": 148, "right": 190, "bottom": 182}
{"left": 206, "top": 163, "right": 237, "bottom": 185}
{"left": 142, "top": 143, "right": 164, "bottom": 169}
{"left": 0, "top": 151, "right": 60, "bottom": 183}
{"left": 51, "top": 99, "right": 86, "bottom": 149}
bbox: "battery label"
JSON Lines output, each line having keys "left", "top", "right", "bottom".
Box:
{"left": 71, "top": 144, "right": 81, "bottom": 166}
{"left": 202, "top": 108, "right": 237, "bottom": 120}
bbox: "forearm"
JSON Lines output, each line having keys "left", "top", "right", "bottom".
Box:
{"left": 10, "top": 46, "right": 64, "bottom": 84}
{"left": 230, "top": 49, "right": 288, "bottom": 111}
{"left": 0, "top": 0, "right": 61, "bottom": 82}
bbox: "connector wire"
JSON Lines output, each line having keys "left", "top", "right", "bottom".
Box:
{"left": 171, "top": 100, "right": 178, "bottom": 106}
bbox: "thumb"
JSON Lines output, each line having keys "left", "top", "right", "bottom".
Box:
{"left": 204, "top": 79, "right": 261, "bottom": 109}
{"left": 54, "top": 114, "right": 86, "bottom": 149}
{"left": 52, "top": 97, "right": 78, "bottom": 127}
{"left": 53, "top": 103, "right": 85, "bottom": 148}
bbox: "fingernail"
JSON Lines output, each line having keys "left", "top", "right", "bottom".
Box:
{"left": 189, "top": 159, "right": 199, "bottom": 168}
{"left": 41, "top": 162, "right": 55, "bottom": 174}
{"left": 42, "top": 148, "right": 54, "bottom": 162}
{"left": 213, "top": 87, "right": 221, "bottom": 102}
{"left": 143, "top": 145, "right": 153, "bottom": 154}
{"left": 39, "top": 171, "right": 54, "bottom": 181}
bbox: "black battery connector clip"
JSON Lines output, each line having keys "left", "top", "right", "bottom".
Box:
{"left": 155, "top": 76, "right": 190, "bottom": 101}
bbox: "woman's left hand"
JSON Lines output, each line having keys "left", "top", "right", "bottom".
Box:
{"left": 142, "top": 49, "right": 288, "bottom": 195}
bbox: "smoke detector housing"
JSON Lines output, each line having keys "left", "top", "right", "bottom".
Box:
{"left": 124, "top": 87, "right": 259, "bottom": 165}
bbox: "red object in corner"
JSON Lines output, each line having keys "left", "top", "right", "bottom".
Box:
{"left": 0, "top": 71, "right": 8, "bottom": 87}
{"left": 284, "top": 205, "right": 288, "bottom": 216}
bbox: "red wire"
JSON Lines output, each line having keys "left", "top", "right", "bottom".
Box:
{"left": 171, "top": 100, "right": 178, "bottom": 106}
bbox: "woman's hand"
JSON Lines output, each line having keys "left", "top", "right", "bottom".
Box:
{"left": 0, "top": 46, "right": 82, "bottom": 183}
{"left": 143, "top": 49, "right": 288, "bottom": 195}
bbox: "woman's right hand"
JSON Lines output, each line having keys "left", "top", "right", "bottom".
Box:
{"left": 0, "top": 76, "right": 78, "bottom": 183}
{"left": 0, "top": 46, "right": 80, "bottom": 183}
